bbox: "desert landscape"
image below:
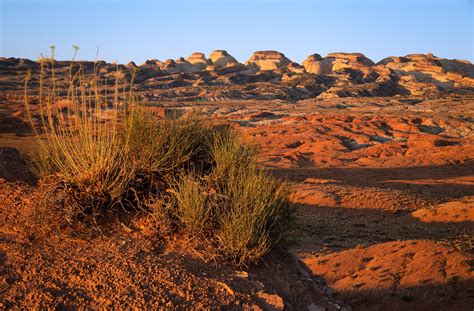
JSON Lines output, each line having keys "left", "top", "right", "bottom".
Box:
{"left": 0, "top": 48, "right": 473, "bottom": 310}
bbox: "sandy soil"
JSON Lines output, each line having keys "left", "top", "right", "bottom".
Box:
{"left": 1, "top": 95, "right": 473, "bottom": 310}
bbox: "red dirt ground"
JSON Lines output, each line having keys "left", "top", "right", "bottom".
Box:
{"left": 1, "top": 96, "right": 473, "bottom": 309}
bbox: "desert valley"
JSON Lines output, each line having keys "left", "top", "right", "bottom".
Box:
{"left": 0, "top": 49, "right": 473, "bottom": 310}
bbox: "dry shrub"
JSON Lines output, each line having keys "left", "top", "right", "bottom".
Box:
{"left": 169, "top": 127, "right": 293, "bottom": 266}
{"left": 25, "top": 47, "right": 136, "bottom": 221}
{"left": 209, "top": 130, "right": 293, "bottom": 266}
{"left": 128, "top": 109, "right": 213, "bottom": 175}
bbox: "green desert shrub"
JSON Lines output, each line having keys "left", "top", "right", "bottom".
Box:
{"left": 209, "top": 131, "right": 293, "bottom": 265}
{"left": 167, "top": 128, "right": 293, "bottom": 266}
{"left": 26, "top": 47, "right": 293, "bottom": 266}
{"left": 128, "top": 109, "right": 211, "bottom": 174}
{"left": 169, "top": 174, "right": 214, "bottom": 236}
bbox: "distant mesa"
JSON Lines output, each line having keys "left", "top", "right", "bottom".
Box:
{"left": 1, "top": 50, "right": 473, "bottom": 101}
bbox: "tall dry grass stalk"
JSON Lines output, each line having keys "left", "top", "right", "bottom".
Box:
{"left": 25, "top": 46, "right": 137, "bottom": 213}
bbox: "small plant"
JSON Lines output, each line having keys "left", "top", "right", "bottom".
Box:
{"left": 174, "top": 129, "right": 293, "bottom": 266}
{"left": 25, "top": 46, "right": 136, "bottom": 221}
{"left": 170, "top": 174, "right": 213, "bottom": 236}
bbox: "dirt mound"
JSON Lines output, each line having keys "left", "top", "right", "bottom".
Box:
{"left": 303, "top": 240, "right": 474, "bottom": 311}
{"left": 242, "top": 113, "right": 474, "bottom": 169}
{"left": 0, "top": 180, "right": 347, "bottom": 310}
{"left": 412, "top": 197, "right": 474, "bottom": 223}
{"left": 0, "top": 147, "right": 35, "bottom": 183}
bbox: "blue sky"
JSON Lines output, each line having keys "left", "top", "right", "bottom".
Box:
{"left": 1, "top": 0, "right": 473, "bottom": 64}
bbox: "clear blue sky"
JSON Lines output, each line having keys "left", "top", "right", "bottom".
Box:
{"left": 1, "top": 0, "right": 473, "bottom": 64}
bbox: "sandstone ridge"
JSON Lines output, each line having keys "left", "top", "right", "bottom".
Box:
{"left": 1, "top": 51, "right": 473, "bottom": 102}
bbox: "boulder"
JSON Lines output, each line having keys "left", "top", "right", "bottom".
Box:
{"left": 126, "top": 61, "right": 137, "bottom": 68}
{"left": 379, "top": 54, "right": 474, "bottom": 78}
{"left": 302, "top": 54, "right": 332, "bottom": 75}
{"left": 160, "top": 59, "right": 180, "bottom": 74}
{"left": 326, "top": 53, "right": 375, "bottom": 75}
{"left": 287, "top": 62, "right": 306, "bottom": 73}
{"left": 326, "top": 52, "right": 375, "bottom": 66}
{"left": 245, "top": 50, "right": 292, "bottom": 71}
{"left": 209, "top": 50, "right": 239, "bottom": 68}
{"left": 186, "top": 52, "right": 210, "bottom": 70}
{"left": 143, "top": 59, "right": 161, "bottom": 66}
{"left": 175, "top": 57, "right": 200, "bottom": 73}
{"left": 303, "top": 52, "right": 375, "bottom": 77}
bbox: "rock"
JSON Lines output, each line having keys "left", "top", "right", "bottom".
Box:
{"left": 186, "top": 52, "right": 210, "bottom": 70}
{"left": 303, "top": 52, "right": 376, "bottom": 81}
{"left": 411, "top": 196, "right": 474, "bottom": 223}
{"left": 327, "top": 52, "right": 375, "bottom": 66}
{"left": 144, "top": 59, "right": 160, "bottom": 66}
{"left": 255, "top": 292, "right": 284, "bottom": 311}
{"left": 175, "top": 57, "right": 200, "bottom": 73}
{"left": 159, "top": 59, "right": 180, "bottom": 74}
{"left": 207, "top": 63, "right": 246, "bottom": 76}
{"left": 245, "top": 51, "right": 292, "bottom": 71}
{"left": 209, "top": 50, "right": 239, "bottom": 68}
{"left": 327, "top": 53, "right": 375, "bottom": 78}
{"left": 216, "top": 281, "right": 235, "bottom": 296}
{"left": 287, "top": 62, "right": 306, "bottom": 73}
{"left": 234, "top": 271, "right": 249, "bottom": 278}
{"left": 2, "top": 50, "right": 473, "bottom": 102}
{"left": 302, "top": 54, "right": 333, "bottom": 75}
{"left": 378, "top": 53, "right": 474, "bottom": 90}
{"left": 126, "top": 61, "right": 137, "bottom": 68}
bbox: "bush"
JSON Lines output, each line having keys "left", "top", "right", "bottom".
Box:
{"left": 209, "top": 131, "right": 292, "bottom": 266}
{"left": 128, "top": 109, "right": 211, "bottom": 175}
{"left": 170, "top": 174, "right": 213, "bottom": 236}
{"left": 26, "top": 48, "right": 293, "bottom": 266}
{"left": 167, "top": 129, "right": 293, "bottom": 265}
{"left": 25, "top": 51, "right": 136, "bottom": 219}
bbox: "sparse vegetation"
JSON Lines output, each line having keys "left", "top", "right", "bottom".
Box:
{"left": 25, "top": 48, "right": 293, "bottom": 266}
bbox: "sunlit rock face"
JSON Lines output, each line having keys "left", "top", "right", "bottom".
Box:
{"left": 245, "top": 51, "right": 292, "bottom": 71}
{"left": 208, "top": 50, "right": 240, "bottom": 68}
{"left": 302, "top": 53, "right": 330, "bottom": 75}
{"left": 378, "top": 53, "right": 474, "bottom": 89}
{"left": 186, "top": 52, "right": 211, "bottom": 70}
{"left": 1, "top": 51, "right": 474, "bottom": 102}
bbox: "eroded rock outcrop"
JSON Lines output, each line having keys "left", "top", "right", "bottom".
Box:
{"left": 208, "top": 50, "right": 240, "bottom": 68}
{"left": 302, "top": 53, "right": 329, "bottom": 74}
{"left": 378, "top": 54, "right": 474, "bottom": 91}
{"left": 245, "top": 51, "right": 292, "bottom": 71}
{"left": 186, "top": 52, "right": 210, "bottom": 70}
{"left": 1, "top": 51, "right": 473, "bottom": 102}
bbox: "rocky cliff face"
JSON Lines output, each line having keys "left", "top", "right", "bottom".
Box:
{"left": 1, "top": 51, "right": 473, "bottom": 102}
